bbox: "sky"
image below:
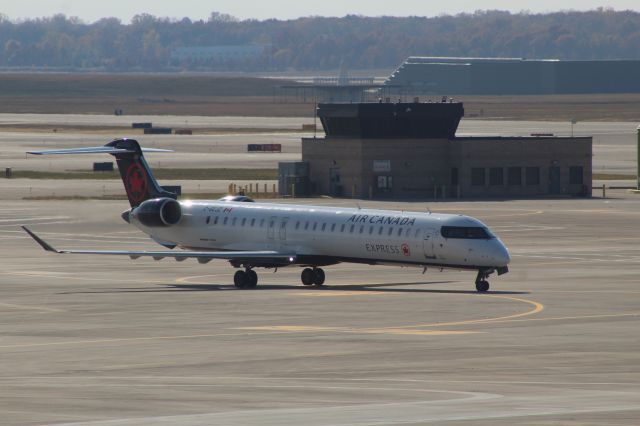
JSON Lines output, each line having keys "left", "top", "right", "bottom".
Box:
{"left": 2, "top": 0, "right": 640, "bottom": 22}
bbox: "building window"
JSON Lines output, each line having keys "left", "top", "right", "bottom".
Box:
{"left": 489, "top": 167, "right": 504, "bottom": 186}
{"left": 377, "top": 176, "right": 393, "bottom": 190}
{"left": 569, "top": 166, "right": 584, "bottom": 184}
{"left": 471, "top": 168, "right": 485, "bottom": 186}
{"left": 526, "top": 167, "right": 540, "bottom": 185}
{"left": 507, "top": 167, "right": 522, "bottom": 186}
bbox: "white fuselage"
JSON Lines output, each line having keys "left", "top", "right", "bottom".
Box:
{"left": 130, "top": 200, "right": 510, "bottom": 270}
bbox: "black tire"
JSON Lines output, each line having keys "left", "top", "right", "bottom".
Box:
{"left": 475, "top": 280, "right": 490, "bottom": 292}
{"left": 313, "top": 268, "right": 325, "bottom": 286}
{"left": 234, "top": 270, "right": 247, "bottom": 288}
{"left": 246, "top": 270, "right": 258, "bottom": 288}
{"left": 301, "top": 268, "right": 315, "bottom": 286}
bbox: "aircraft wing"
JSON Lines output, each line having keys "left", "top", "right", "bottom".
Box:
{"left": 22, "top": 226, "right": 296, "bottom": 265}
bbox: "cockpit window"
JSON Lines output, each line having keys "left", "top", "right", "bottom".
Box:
{"left": 441, "top": 226, "right": 494, "bottom": 239}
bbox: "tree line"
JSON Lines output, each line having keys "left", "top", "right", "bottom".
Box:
{"left": 1, "top": 9, "right": 639, "bottom": 71}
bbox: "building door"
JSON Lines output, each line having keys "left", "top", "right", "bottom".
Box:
{"left": 549, "top": 166, "right": 561, "bottom": 194}
{"left": 423, "top": 229, "right": 436, "bottom": 259}
{"left": 329, "top": 167, "right": 342, "bottom": 196}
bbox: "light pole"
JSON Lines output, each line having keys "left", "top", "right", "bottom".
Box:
{"left": 637, "top": 125, "right": 640, "bottom": 190}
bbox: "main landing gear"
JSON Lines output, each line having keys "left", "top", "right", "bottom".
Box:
{"left": 234, "top": 268, "right": 258, "bottom": 289}
{"left": 475, "top": 269, "right": 492, "bottom": 292}
{"left": 301, "top": 267, "right": 325, "bottom": 286}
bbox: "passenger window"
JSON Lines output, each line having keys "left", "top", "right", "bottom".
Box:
{"left": 349, "top": 225, "right": 355, "bottom": 233}
{"left": 378, "top": 226, "right": 383, "bottom": 235}
{"left": 206, "top": 216, "right": 210, "bottom": 224}
{"left": 223, "top": 217, "right": 228, "bottom": 225}
{"left": 250, "top": 218, "right": 255, "bottom": 226}
{"left": 295, "top": 221, "right": 300, "bottom": 230}
{"left": 269, "top": 220, "right": 274, "bottom": 228}
{"left": 341, "top": 224, "right": 345, "bottom": 232}
{"left": 260, "top": 219, "right": 265, "bottom": 227}
{"left": 415, "top": 229, "right": 420, "bottom": 238}
{"left": 313, "top": 222, "right": 317, "bottom": 231}
{"left": 232, "top": 217, "right": 237, "bottom": 226}
{"left": 397, "top": 228, "right": 402, "bottom": 236}
{"left": 321, "top": 223, "right": 326, "bottom": 231}
{"left": 388, "top": 227, "right": 393, "bottom": 236}
{"left": 369, "top": 226, "right": 374, "bottom": 234}
{"left": 331, "top": 223, "right": 336, "bottom": 232}
{"left": 214, "top": 216, "right": 219, "bottom": 225}
{"left": 241, "top": 218, "right": 246, "bottom": 226}
{"left": 359, "top": 225, "right": 364, "bottom": 234}
{"left": 305, "top": 221, "right": 309, "bottom": 230}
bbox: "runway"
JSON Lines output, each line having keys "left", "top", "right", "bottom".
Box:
{"left": 1, "top": 195, "right": 640, "bottom": 425}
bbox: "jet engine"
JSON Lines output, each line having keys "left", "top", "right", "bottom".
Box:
{"left": 132, "top": 198, "right": 182, "bottom": 227}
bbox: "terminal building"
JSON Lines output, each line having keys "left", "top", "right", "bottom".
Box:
{"left": 281, "top": 101, "right": 592, "bottom": 199}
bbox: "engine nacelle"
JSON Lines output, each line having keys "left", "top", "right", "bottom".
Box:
{"left": 132, "top": 198, "right": 182, "bottom": 227}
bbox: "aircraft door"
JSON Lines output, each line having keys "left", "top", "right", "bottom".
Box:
{"left": 267, "top": 216, "right": 277, "bottom": 239}
{"left": 279, "top": 217, "right": 289, "bottom": 241}
{"left": 423, "top": 228, "right": 436, "bottom": 259}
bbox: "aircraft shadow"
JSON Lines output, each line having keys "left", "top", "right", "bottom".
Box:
{"left": 60, "top": 281, "right": 529, "bottom": 295}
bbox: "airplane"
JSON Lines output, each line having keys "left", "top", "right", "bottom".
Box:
{"left": 22, "top": 138, "right": 510, "bottom": 292}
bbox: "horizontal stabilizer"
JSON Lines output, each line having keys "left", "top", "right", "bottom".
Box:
{"left": 27, "top": 146, "right": 173, "bottom": 155}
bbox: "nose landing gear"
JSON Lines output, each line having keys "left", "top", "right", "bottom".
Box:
{"left": 475, "top": 269, "right": 493, "bottom": 292}
{"left": 301, "top": 267, "right": 325, "bottom": 286}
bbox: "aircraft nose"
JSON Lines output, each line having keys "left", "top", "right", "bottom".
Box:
{"left": 493, "top": 240, "right": 511, "bottom": 266}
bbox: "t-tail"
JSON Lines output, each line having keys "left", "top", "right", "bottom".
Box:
{"left": 28, "top": 138, "right": 175, "bottom": 207}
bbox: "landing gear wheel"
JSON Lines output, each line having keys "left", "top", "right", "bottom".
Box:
{"left": 313, "top": 268, "right": 325, "bottom": 286}
{"left": 301, "top": 268, "right": 315, "bottom": 286}
{"left": 234, "top": 270, "right": 247, "bottom": 289}
{"left": 246, "top": 269, "right": 258, "bottom": 288}
{"left": 476, "top": 280, "right": 490, "bottom": 292}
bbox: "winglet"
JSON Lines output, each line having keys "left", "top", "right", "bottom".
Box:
{"left": 21, "top": 226, "right": 59, "bottom": 253}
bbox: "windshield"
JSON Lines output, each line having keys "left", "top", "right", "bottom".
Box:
{"left": 441, "top": 226, "right": 495, "bottom": 239}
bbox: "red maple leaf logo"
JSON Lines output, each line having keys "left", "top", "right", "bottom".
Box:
{"left": 401, "top": 243, "right": 410, "bottom": 257}
{"left": 125, "top": 163, "right": 147, "bottom": 203}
